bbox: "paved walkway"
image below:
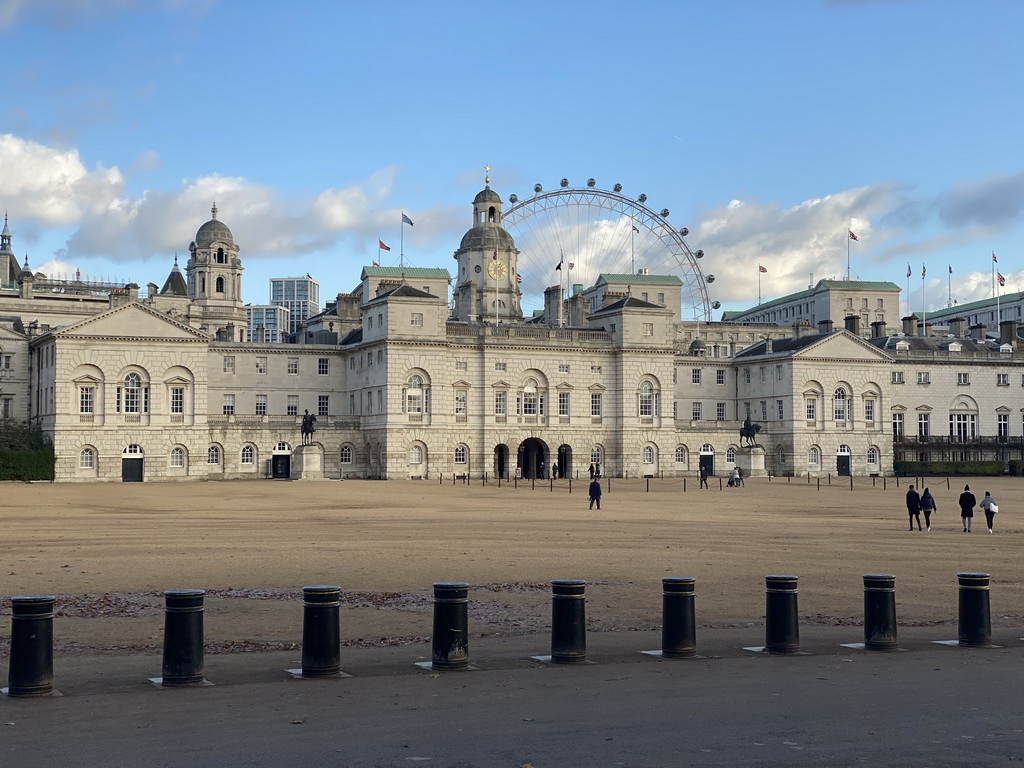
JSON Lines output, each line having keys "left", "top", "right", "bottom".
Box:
{"left": 3, "top": 626, "right": 1022, "bottom": 767}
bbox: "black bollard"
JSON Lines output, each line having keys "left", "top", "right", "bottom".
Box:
{"left": 764, "top": 575, "right": 800, "bottom": 654}
{"left": 6, "top": 595, "right": 55, "bottom": 698}
{"left": 301, "top": 586, "right": 341, "bottom": 677}
{"left": 431, "top": 582, "right": 470, "bottom": 670}
{"left": 161, "top": 589, "right": 206, "bottom": 687}
{"left": 661, "top": 578, "right": 697, "bottom": 658}
{"left": 863, "top": 574, "right": 898, "bottom": 650}
{"left": 957, "top": 572, "right": 991, "bottom": 648}
{"left": 550, "top": 579, "right": 587, "bottom": 664}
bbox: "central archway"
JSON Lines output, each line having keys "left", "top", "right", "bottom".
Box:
{"left": 517, "top": 437, "right": 549, "bottom": 479}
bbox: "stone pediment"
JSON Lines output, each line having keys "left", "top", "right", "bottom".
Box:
{"left": 793, "top": 331, "right": 893, "bottom": 362}
{"left": 451, "top": 380, "right": 472, "bottom": 388}
{"left": 51, "top": 302, "right": 208, "bottom": 342}
{"left": 0, "top": 324, "right": 25, "bottom": 341}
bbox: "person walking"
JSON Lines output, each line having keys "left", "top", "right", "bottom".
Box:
{"left": 736, "top": 466, "right": 744, "bottom": 487}
{"left": 588, "top": 463, "right": 595, "bottom": 480}
{"left": 920, "top": 487, "right": 936, "bottom": 531}
{"left": 958, "top": 484, "right": 977, "bottom": 532}
{"left": 588, "top": 478, "right": 602, "bottom": 510}
{"left": 979, "top": 491, "right": 998, "bottom": 533}
{"left": 699, "top": 465, "right": 709, "bottom": 489}
{"left": 906, "top": 484, "right": 922, "bottom": 531}
{"left": 729, "top": 467, "right": 739, "bottom": 488}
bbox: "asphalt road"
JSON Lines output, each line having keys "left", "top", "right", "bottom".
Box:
{"left": 3, "top": 627, "right": 1023, "bottom": 767}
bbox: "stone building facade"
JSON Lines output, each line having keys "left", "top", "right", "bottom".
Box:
{"left": 1, "top": 184, "right": 1023, "bottom": 482}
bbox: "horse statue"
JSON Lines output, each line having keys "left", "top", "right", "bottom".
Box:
{"left": 300, "top": 409, "right": 317, "bottom": 446}
{"left": 739, "top": 419, "right": 762, "bottom": 448}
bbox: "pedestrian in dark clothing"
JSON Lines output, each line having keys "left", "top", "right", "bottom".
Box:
{"left": 958, "top": 484, "right": 976, "bottom": 532}
{"left": 906, "top": 485, "right": 922, "bottom": 531}
{"left": 920, "top": 488, "right": 936, "bottom": 531}
{"left": 699, "top": 466, "right": 709, "bottom": 489}
{"left": 588, "top": 479, "right": 602, "bottom": 510}
{"left": 979, "top": 491, "right": 998, "bottom": 533}
{"left": 588, "top": 463, "right": 595, "bottom": 480}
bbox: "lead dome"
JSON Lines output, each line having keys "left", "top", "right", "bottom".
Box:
{"left": 194, "top": 203, "right": 234, "bottom": 248}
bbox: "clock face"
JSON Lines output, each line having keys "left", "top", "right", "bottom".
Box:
{"left": 487, "top": 260, "right": 508, "bottom": 279}
{"left": 474, "top": 264, "right": 481, "bottom": 273}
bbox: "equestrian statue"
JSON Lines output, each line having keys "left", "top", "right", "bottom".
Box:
{"left": 300, "top": 409, "right": 317, "bottom": 446}
{"left": 739, "top": 416, "right": 762, "bottom": 448}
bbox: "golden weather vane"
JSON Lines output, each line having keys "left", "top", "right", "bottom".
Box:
{"left": 485, "top": 165, "right": 491, "bottom": 185}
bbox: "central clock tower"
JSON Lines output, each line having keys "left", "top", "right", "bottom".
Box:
{"left": 451, "top": 175, "right": 522, "bottom": 323}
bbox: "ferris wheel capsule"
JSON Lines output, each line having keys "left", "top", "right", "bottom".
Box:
{"left": 637, "top": 193, "right": 647, "bottom": 203}
{"left": 560, "top": 178, "right": 569, "bottom": 188}
{"left": 534, "top": 184, "right": 543, "bottom": 193}
{"left": 509, "top": 194, "right": 518, "bottom": 203}
{"left": 660, "top": 208, "right": 670, "bottom": 217}
{"left": 587, "top": 178, "right": 596, "bottom": 187}
{"left": 613, "top": 183, "right": 622, "bottom": 192}
{"left": 679, "top": 227, "right": 689, "bottom": 236}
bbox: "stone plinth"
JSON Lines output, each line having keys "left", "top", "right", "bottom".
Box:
{"left": 737, "top": 446, "right": 767, "bottom": 477}
{"left": 293, "top": 444, "right": 325, "bottom": 481}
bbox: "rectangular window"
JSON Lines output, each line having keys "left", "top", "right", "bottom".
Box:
{"left": 1, "top": 397, "right": 11, "bottom": 419}
{"left": 657, "top": 293, "right": 665, "bottom": 304}
{"left": 805, "top": 398, "right": 816, "bottom": 421}
{"left": 777, "top": 400, "right": 784, "bottom": 420}
{"left": 998, "top": 413, "right": 1009, "bottom": 438}
{"left": 892, "top": 412, "right": 904, "bottom": 436}
{"left": 455, "top": 390, "right": 467, "bottom": 415}
{"left": 170, "top": 387, "right": 184, "bottom": 414}
{"left": 864, "top": 400, "right": 875, "bottom": 423}
{"left": 744, "top": 368, "right": 751, "bottom": 384}
{"left": 591, "top": 365, "right": 602, "bottom": 374}
{"left": 776, "top": 366, "right": 783, "bottom": 381}
{"left": 411, "top": 313, "right": 424, "bottom": 327}
{"left": 917, "top": 371, "right": 929, "bottom": 384}
{"left": 760, "top": 367, "right": 766, "bottom": 383}
{"left": 642, "top": 322, "right": 654, "bottom": 336}
{"left": 692, "top": 369, "right": 701, "bottom": 385}
{"left": 456, "top": 361, "right": 468, "bottom": 371}
{"left": 223, "top": 394, "right": 235, "bottom": 416}
{"left": 558, "top": 391, "right": 570, "bottom": 416}
{"left": 318, "top": 358, "right": 329, "bottom": 375}
{"left": 255, "top": 394, "right": 267, "bottom": 416}
{"left": 591, "top": 392, "right": 602, "bottom": 417}
{"left": 287, "top": 395, "right": 299, "bottom": 416}
{"left": 495, "top": 362, "right": 507, "bottom": 372}
{"left": 760, "top": 401, "right": 768, "bottom": 421}
{"left": 494, "top": 391, "right": 507, "bottom": 415}
{"left": 318, "top": 395, "right": 329, "bottom": 416}
{"left": 891, "top": 371, "right": 904, "bottom": 384}
{"left": 223, "top": 356, "right": 235, "bottom": 374}
{"left": 716, "top": 369, "right": 725, "bottom": 385}
{"left": 559, "top": 363, "right": 570, "bottom": 373}
{"left": 957, "top": 372, "right": 970, "bottom": 385}
{"left": 997, "top": 373, "right": 1009, "bottom": 386}
{"left": 255, "top": 357, "right": 267, "bottom": 374}
{"left": 79, "top": 386, "right": 94, "bottom": 413}
{"left": 692, "top": 402, "right": 702, "bottom": 420}
{"left": 3, "top": 355, "right": 11, "bottom": 369}
{"left": 716, "top": 402, "right": 727, "bottom": 421}
{"left": 287, "top": 358, "right": 299, "bottom": 375}
{"left": 918, "top": 412, "right": 930, "bottom": 436}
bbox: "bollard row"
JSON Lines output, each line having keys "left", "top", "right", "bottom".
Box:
{"left": 4, "top": 573, "right": 998, "bottom": 696}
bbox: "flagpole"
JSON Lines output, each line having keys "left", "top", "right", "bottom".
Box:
{"left": 631, "top": 225, "right": 635, "bottom": 275}
{"left": 757, "top": 265, "right": 761, "bottom": 305}
{"left": 400, "top": 217, "right": 405, "bottom": 269}
{"left": 948, "top": 266, "right": 952, "bottom": 308}
{"left": 846, "top": 231, "right": 850, "bottom": 281}
{"left": 921, "top": 265, "right": 926, "bottom": 337}
{"left": 906, "top": 265, "right": 910, "bottom": 320}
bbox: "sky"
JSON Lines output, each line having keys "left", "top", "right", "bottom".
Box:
{"left": 1, "top": 0, "right": 1022, "bottom": 321}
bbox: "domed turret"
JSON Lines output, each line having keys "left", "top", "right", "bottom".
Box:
{"left": 194, "top": 203, "right": 234, "bottom": 248}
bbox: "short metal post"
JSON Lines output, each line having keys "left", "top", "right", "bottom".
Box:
{"left": 550, "top": 579, "right": 587, "bottom": 664}
{"left": 161, "top": 589, "right": 206, "bottom": 687}
{"left": 957, "top": 572, "right": 991, "bottom": 648}
{"left": 6, "top": 595, "right": 55, "bottom": 698}
{"left": 863, "top": 574, "right": 898, "bottom": 650}
{"left": 431, "top": 582, "right": 470, "bottom": 670}
{"left": 661, "top": 578, "right": 697, "bottom": 658}
{"left": 764, "top": 575, "right": 800, "bottom": 654}
{"left": 301, "top": 586, "right": 341, "bottom": 677}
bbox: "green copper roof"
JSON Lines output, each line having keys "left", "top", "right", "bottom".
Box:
{"left": 818, "top": 280, "right": 901, "bottom": 291}
{"left": 362, "top": 266, "right": 450, "bottom": 279}
{"left": 598, "top": 273, "right": 683, "bottom": 285}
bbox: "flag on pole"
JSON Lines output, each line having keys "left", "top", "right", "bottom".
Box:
{"left": 492, "top": 251, "right": 498, "bottom": 260}
{"left": 906, "top": 263, "right": 912, "bottom": 278}
{"left": 848, "top": 230, "right": 858, "bottom": 241}
{"left": 758, "top": 265, "right": 767, "bottom": 273}
{"left": 992, "top": 252, "right": 998, "bottom": 263}
{"left": 998, "top": 273, "right": 1006, "bottom": 286}
{"left": 378, "top": 240, "right": 391, "bottom": 251}
{"left": 949, "top": 265, "right": 953, "bottom": 274}
{"left": 555, "top": 261, "right": 562, "bottom": 271}
{"left": 922, "top": 264, "right": 926, "bottom": 278}
{"left": 631, "top": 225, "right": 639, "bottom": 233}
{"left": 516, "top": 273, "right": 522, "bottom": 283}
{"left": 402, "top": 212, "right": 414, "bottom": 226}
{"left": 372, "top": 261, "right": 380, "bottom": 267}
{"left": 568, "top": 262, "right": 575, "bottom": 270}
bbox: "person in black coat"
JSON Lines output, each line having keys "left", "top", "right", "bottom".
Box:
{"left": 920, "top": 488, "right": 937, "bottom": 532}
{"left": 905, "top": 485, "right": 922, "bottom": 531}
{"left": 958, "top": 484, "right": 977, "bottom": 532}
{"left": 588, "top": 479, "right": 602, "bottom": 510}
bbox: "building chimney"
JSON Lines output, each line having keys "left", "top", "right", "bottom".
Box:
{"left": 1000, "top": 319, "right": 1019, "bottom": 346}
{"left": 544, "top": 285, "right": 562, "bottom": 324}
{"left": 792, "top": 320, "right": 811, "bottom": 339}
{"left": 818, "top": 319, "right": 834, "bottom": 333}
{"left": 948, "top": 317, "right": 966, "bottom": 337}
{"left": 870, "top": 320, "right": 886, "bottom": 338}
{"left": 969, "top": 323, "right": 987, "bottom": 341}
{"left": 901, "top": 315, "right": 918, "bottom": 336}
{"left": 764, "top": 336, "right": 774, "bottom": 354}
{"left": 844, "top": 315, "right": 860, "bottom": 335}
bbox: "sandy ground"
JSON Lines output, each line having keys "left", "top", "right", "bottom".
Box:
{"left": 1, "top": 474, "right": 1021, "bottom": 655}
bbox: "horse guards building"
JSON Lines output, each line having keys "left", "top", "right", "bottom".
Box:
{"left": 0, "top": 182, "right": 1022, "bottom": 482}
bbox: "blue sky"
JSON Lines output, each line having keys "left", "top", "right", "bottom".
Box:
{"left": 1, "top": 0, "right": 1022, "bottom": 319}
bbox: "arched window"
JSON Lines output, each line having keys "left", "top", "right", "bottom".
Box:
{"left": 838, "top": 444, "right": 852, "bottom": 454}
{"left": 79, "top": 448, "right": 95, "bottom": 469}
{"left": 454, "top": 445, "right": 467, "bottom": 464}
{"left": 170, "top": 447, "right": 185, "bottom": 467}
{"left": 638, "top": 380, "right": 654, "bottom": 417}
{"left": 522, "top": 377, "right": 539, "bottom": 416}
{"left": 216, "top": 247, "right": 225, "bottom": 263}
{"left": 833, "top": 388, "right": 847, "bottom": 421}
{"left": 122, "top": 372, "right": 144, "bottom": 414}
{"left": 867, "top": 447, "right": 878, "bottom": 465}
{"left": 207, "top": 446, "right": 221, "bottom": 465}
{"left": 275, "top": 441, "right": 291, "bottom": 451}
{"left": 590, "top": 446, "right": 602, "bottom": 465}
{"left": 643, "top": 446, "right": 654, "bottom": 464}
{"left": 726, "top": 447, "right": 736, "bottom": 462}
{"left": 778, "top": 448, "right": 787, "bottom": 464}
{"left": 410, "top": 444, "right": 423, "bottom": 464}
{"left": 808, "top": 446, "right": 820, "bottom": 464}
{"left": 405, "top": 375, "right": 424, "bottom": 414}
{"left": 700, "top": 443, "right": 714, "bottom": 454}
{"left": 675, "top": 446, "right": 687, "bottom": 463}
{"left": 340, "top": 445, "right": 353, "bottom": 464}
{"left": 215, "top": 276, "right": 225, "bottom": 293}
{"left": 241, "top": 445, "right": 255, "bottom": 465}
